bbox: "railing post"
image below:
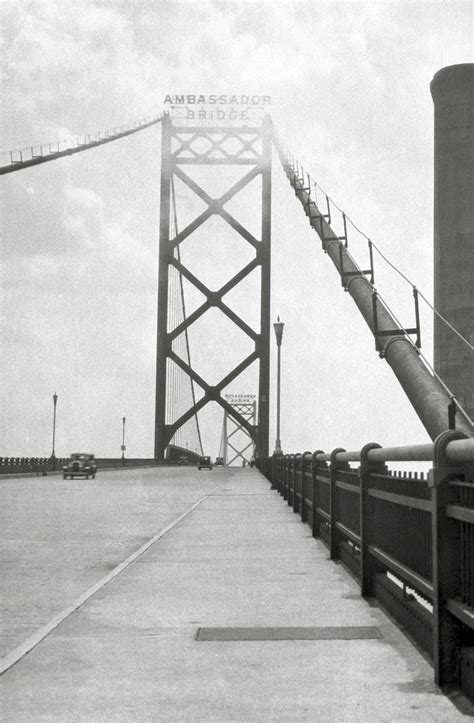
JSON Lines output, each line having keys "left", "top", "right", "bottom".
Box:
{"left": 288, "top": 454, "right": 299, "bottom": 512}
{"left": 429, "top": 429, "right": 468, "bottom": 689}
{"left": 359, "top": 443, "right": 386, "bottom": 597}
{"left": 286, "top": 454, "right": 294, "bottom": 505}
{"left": 282, "top": 454, "right": 289, "bottom": 500}
{"left": 270, "top": 454, "right": 277, "bottom": 489}
{"left": 329, "top": 448, "right": 347, "bottom": 560}
{"left": 277, "top": 454, "right": 283, "bottom": 493}
{"left": 275, "top": 454, "right": 282, "bottom": 494}
{"left": 301, "top": 452, "right": 312, "bottom": 522}
{"left": 311, "top": 450, "right": 325, "bottom": 539}
{"left": 289, "top": 454, "right": 295, "bottom": 508}
{"left": 291, "top": 454, "right": 301, "bottom": 511}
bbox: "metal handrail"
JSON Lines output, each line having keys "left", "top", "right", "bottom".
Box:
{"left": 313, "top": 437, "right": 474, "bottom": 465}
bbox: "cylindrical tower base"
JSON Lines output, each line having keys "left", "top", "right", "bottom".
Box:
{"left": 430, "top": 64, "right": 474, "bottom": 421}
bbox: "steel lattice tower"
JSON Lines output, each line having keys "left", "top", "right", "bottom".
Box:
{"left": 154, "top": 114, "right": 272, "bottom": 459}
{"left": 219, "top": 395, "right": 257, "bottom": 466}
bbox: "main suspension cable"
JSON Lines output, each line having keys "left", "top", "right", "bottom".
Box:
{"left": 275, "top": 130, "right": 473, "bottom": 355}
{"left": 273, "top": 128, "right": 473, "bottom": 430}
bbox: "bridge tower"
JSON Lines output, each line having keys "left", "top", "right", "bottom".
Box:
{"left": 218, "top": 394, "right": 257, "bottom": 466}
{"left": 154, "top": 114, "right": 272, "bottom": 460}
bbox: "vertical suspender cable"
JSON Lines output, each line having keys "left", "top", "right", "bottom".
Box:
{"left": 171, "top": 178, "right": 204, "bottom": 455}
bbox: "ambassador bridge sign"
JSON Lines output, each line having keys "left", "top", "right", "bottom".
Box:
{"left": 163, "top": 94, "right": 272, "bottom": 123}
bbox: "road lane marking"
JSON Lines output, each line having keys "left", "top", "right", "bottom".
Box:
{"left": 0, "top": 486, "right": 218, "bottom": 675}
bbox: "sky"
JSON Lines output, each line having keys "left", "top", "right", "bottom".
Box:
{"left": 1, "top": 0, "right": 472, "bottom": 461}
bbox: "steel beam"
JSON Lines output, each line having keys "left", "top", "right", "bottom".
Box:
{"left": 154, "top": 114, "right": 173, "bottom": 459}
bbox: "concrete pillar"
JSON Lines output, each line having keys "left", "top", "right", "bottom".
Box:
{"left": 430, "top": 64, "right": 474, "bottom": 421}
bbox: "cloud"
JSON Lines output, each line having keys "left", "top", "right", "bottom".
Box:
{"left": 1, "top": 0, "right": 472, "bottom": 456}
{"left": 66, "top": 184, "right": 104, "bottom": 209}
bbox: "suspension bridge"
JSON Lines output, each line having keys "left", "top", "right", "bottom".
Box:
{"left": 1, "top": 63, "right": 473, "bottom": 714}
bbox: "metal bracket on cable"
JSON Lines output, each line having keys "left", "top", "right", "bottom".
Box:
{"left": 291, "top": 162, "right": 308, "bottom": 196}
{"left": 372, "top": 287, "right": 421, "bottom": 357}
{"left": 288, "top": 160, "right": 298, "bottom": 188}
{"left": 291, "top": 167, "right": 314, "bottom": 223}
{"left": 303, "top": 172, "right": 313, "bottom": 215}
{"left": 305, "top": 184, "right": 332, "bottom": 246}
{"left": 337, "top": 212, "right": 348, "bottom": 245}
{"left": 296, "top": 168, "right": 310, "bottom": 195}
{"left": 339, "top": 239, "right": 374, "bottom": 291}
{"left": 290, "top": 160, "right": 301, "bottom": 190}
{"left": 448, "top": 397, "right": 457, "bottom": 430}
{"left": 326, "top": 210, "right": 348, "bottom": 245}
{"left": 314, "top": 187, "right": 331, "bottom": 224}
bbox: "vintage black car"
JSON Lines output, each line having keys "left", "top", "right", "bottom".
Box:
{"left": 63, "top": 453, "right": 97, "bottom": 479}
{"left": 197, "top": 455, "right": 213, "bottom": 470}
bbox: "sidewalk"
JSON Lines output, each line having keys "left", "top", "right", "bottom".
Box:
{"left": 2, "top": 469, "right": 471, "bottom": 721}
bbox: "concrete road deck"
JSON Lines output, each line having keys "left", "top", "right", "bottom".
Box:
{"left": 1, "top": 467, "right": 472, "bottom": 721}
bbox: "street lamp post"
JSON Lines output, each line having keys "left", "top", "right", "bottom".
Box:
{"left": 51, "top": 392, "right": 58, "bottom": 470}
{"left": 273, "top": 317, "right": 284, "bottom": 456}
{"left": 121, "top": 417, "right": 126, "bottom": 466}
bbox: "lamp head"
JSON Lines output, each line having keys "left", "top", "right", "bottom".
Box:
{"left": 273, "top": 316, "right": 284, "bottom": 345}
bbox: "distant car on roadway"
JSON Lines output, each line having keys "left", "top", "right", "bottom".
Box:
{"left": 215, "top": 457, "right": 224, "bottom": 466}
{"left": 197, "top": 455, "right": 213, "bottom": 470}
{"left": 63, "top": 453, "right": 97, "bottom": 479}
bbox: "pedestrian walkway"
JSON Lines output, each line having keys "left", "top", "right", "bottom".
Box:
{"left": 2, "top": 468, "right": 472, "bottom": 720}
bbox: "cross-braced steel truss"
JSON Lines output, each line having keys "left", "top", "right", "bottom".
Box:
{"left": 154, "top": 115, "right": 272, "bottom": 459}
{"left": 220, "top": 398, "right": 257, "bottom": 466}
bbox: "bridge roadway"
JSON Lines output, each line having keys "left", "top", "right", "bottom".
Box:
{"left": 1, "top": 466, "right": 472, "bottom": 720}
